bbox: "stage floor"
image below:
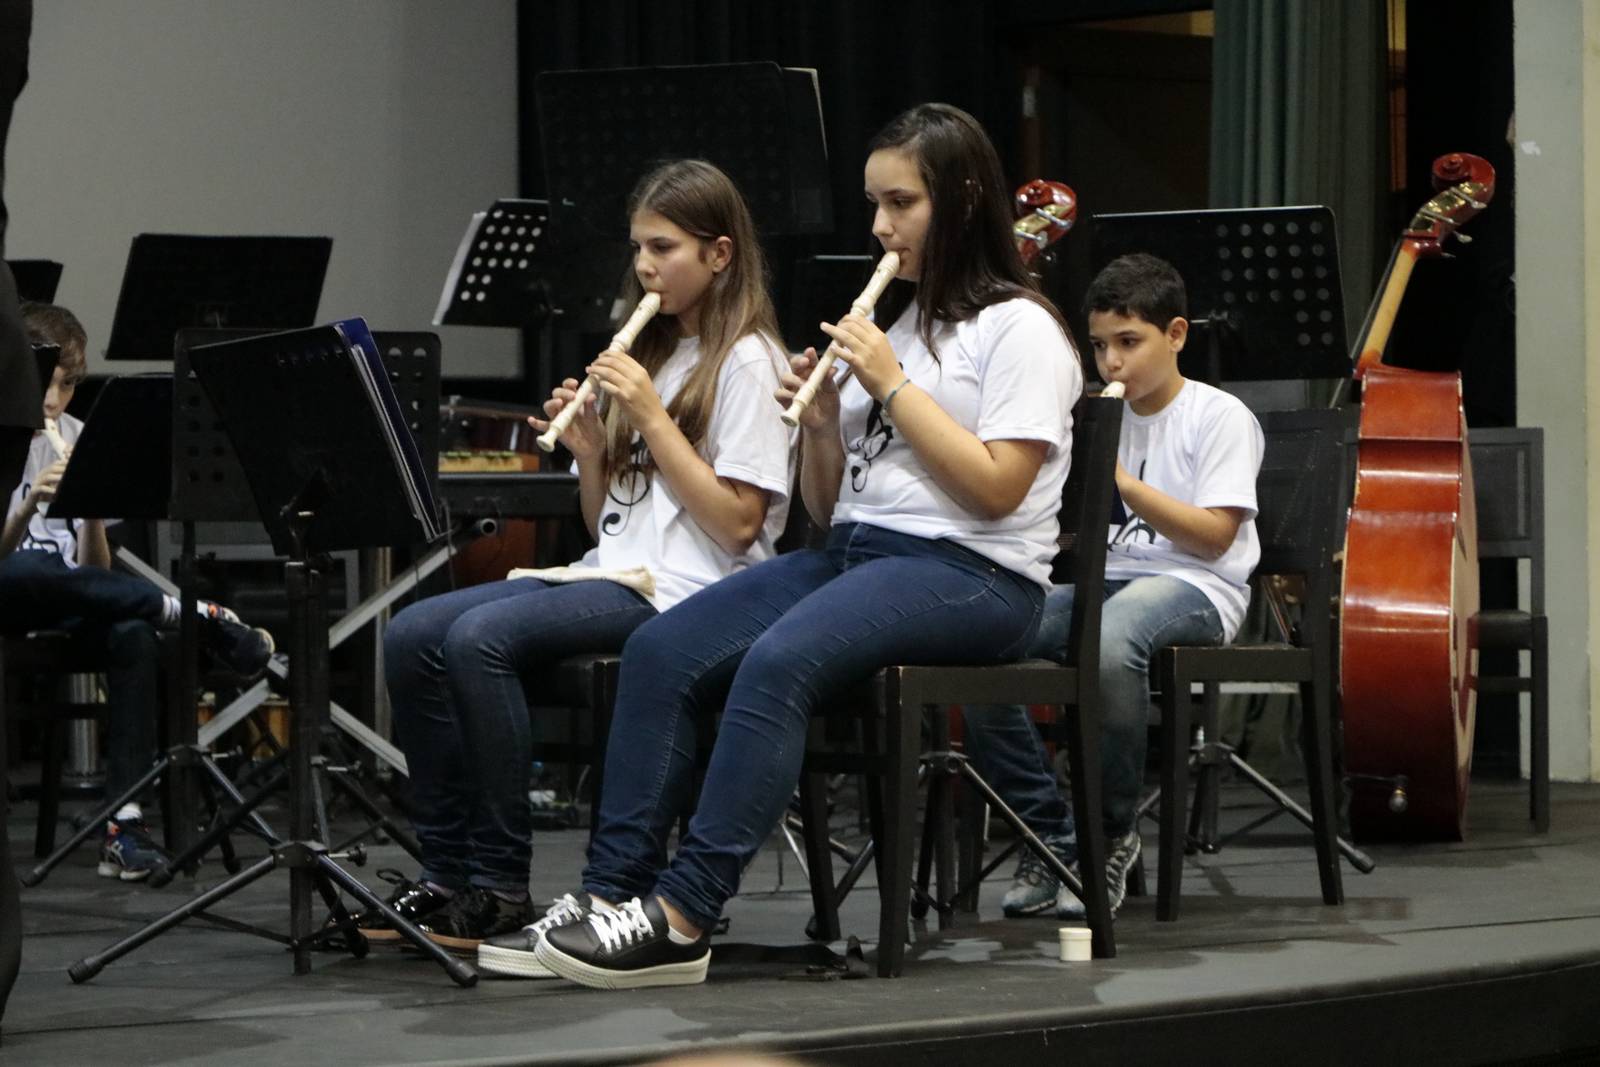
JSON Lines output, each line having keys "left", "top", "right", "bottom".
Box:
{"left": 4, "top": 779, "right": 1599, "bottom": 1066}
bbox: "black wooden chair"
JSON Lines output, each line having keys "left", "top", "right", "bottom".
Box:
{"left": 528, "top": 654, "right": 620, "bottom": 833}
{"left": 798, "top": 393, "right": 1125, "bottom": 976}
{"left": 1469, "top": 426, "right": 1548, "bottom": 832}
{"left": 1, "top": 631, "right": 114, "bottom": 859}
{"left": 1147, "top": 406, "right": 1357, "bottom": 921}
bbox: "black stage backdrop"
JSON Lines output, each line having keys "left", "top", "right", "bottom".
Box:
{"left": 516, "top": 1, "right": 1022, "bottom": 264}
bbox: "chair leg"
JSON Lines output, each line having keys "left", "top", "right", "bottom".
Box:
{"left": 1156, "top": 653, "right": 1190, "bottom": 922}
{"left": 1531, "top": 618, "right": 1550, "bottom": 833}
{"left": 919, "top": 712, "right": 956, "bottom": 929}
{"left": 35, "top": 719, "right": 64, "bottom": 859}
{"left": 797, "top": 771, "right": 840, "bottom": 942}
{"left": 874, "top": 689, "right": 918, "bottom": 978}
{"left": 1300, "top": 670, "right": 1344, "bottom": 906}
{"left": 1063, "top": 704, "right": 1115, "bottom": 958}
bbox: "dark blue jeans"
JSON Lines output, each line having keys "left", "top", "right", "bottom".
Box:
{"left": 582, "top": 522, "right": 1046, "bottom": 931}
{"left": 385, "top": 577, "right": 656, "bottom": 892}
{"left": 962, "top": 575, "right": 1223, "bottom": 854}
{"left": 0, "top": 551, "right": 162, "bottom": 800}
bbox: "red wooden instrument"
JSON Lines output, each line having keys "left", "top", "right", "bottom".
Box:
{"left": 1340, "top": 153, "right": 1494, "bottom": 841}
{"left": 1013, "top": 179, "right": 1077, "bottom": 266}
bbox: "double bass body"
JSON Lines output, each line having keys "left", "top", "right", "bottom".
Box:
{"left": 1340, "top": 365, "right": 1479, "bottom": 840}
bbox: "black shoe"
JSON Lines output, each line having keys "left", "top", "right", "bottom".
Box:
{"left": 477, "top": 891, "right": 596, "bottom": 978}
{"left": 416, "top": 886, "right": 533, "bottom": 952}
{"left": 353, "top": 869, "right": 455, "bottom": 943}
{"left": 536, "top": 896, "right": 710, "bottom": 989}
{"left": 198, "top": 601, "right": 274, "bottom": 677}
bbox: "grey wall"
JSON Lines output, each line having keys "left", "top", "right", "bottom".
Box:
{"left": 1512, "top": 0, "right": 1599, "bottom": 781}
{"left": 6, "top": 0, "right": 520, "bottom": 377}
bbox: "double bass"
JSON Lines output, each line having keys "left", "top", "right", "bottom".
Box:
{"left": 1013, "top": 179, "right": 1077, "bottom": 267}
{"left": 1339, "top": 153, "right": 1495, "bottom": 841}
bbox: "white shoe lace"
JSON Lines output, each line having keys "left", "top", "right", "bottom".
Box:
{"left": 529, "top": 892, "right": 585, "bottom": 935}
{"left": 586, "top": 897, "right": 652, "bottom": 953}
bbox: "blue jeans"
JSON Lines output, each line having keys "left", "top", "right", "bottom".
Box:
{"left": 385, "top": 577, "right": 656, "bottom": 892}
{"left": 581, "top": 522, "right": 1046, "bottom": 932}
{"left": 962, "top": 575, "right": 1223, "bottom": 853}
{"left": 0, "top": 551, "right": 163, "bottom": 800}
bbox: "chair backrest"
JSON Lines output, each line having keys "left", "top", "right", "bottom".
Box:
{"left": 1469, "top": 426, "right": 1544, "bottom": 614}
{"left": 1253, "top": 407, "right": 1358, "bottom": 581}
{"left": 1053, "top": 395, "right": 1123, "bottom": 671}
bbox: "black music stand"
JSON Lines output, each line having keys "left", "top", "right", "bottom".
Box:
{"left": 534, "top": 62, "right": 832, "bottom": 336}
{"left": 0, "top": 345, "right": 54, "bottom": 494}
{"left": 139, "top": 328, "right": 440, "bottom": 888}
{"left": 69, "top": 320, "right": 473, "bottom": 986}
{"left": 49, "top": 375, "right": 171, "bottom": 519}
{"left": 785, "top": 255, "right": 875, "bottom": 354}
{"left": 433, "top": 199, "right": 554, "bottom": 328}
{"left": 1090, "top": 206, "right": 1352, "bottom": 385}
{"left": 6, "top": 259, "right": 61, "bottom": 303}
{"left": 104, "top": 235, "right": 331, "bottom": 361}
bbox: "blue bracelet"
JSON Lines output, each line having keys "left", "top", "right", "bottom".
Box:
{"left": 882, "top": 376, "right": 912, "bottom": 412}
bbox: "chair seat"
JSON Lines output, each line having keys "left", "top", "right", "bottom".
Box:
{"left": 1475, "top": 608, "right": 1534, "bottom": 649}
{"left": 1163, "top": 643, "right": 1312, "bottom": 684}
{"left": 833, "top": 660, "right": 1080, "bottom": 711}
{"left": 545, "top": 654, "right": 620, "bottom": 707}
{"left": 2, "top": 631, "right": 109, "bottom": 674}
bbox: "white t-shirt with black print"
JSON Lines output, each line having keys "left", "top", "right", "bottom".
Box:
{"left": 829, "top": 297, "right": 1082, "bottom": 589}
{"left": 5, "top": 413, "right": 85, "bottom": 565}
{"left": 569, "top": 332, "right": 795, "bottom": 611}
{"left": 1102, "top": 378, "right": 1263, "bottom": 640}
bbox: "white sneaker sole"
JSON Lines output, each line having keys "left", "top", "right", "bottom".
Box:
{"left": 477, "top": 942, "right": 559, "bottom": 979}
{"left": 96, "top": 862, "right": 151, "bottom": 882}
{"left": 534, "top": 939, "right": 709, "bottom": 989}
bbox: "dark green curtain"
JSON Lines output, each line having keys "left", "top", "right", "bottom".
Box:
{"left": 1208, "top": 0, "right": 1389, "bottom": 778}
{"left": 1210, "top": 0, "right": 1389, "bottom": 342}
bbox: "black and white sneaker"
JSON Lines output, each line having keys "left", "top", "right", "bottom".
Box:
{"left": 536, "top": 896, "right": 710, "bottom": 989}
{"left": 477, "top": 891, "right": 598, "bottom": 978}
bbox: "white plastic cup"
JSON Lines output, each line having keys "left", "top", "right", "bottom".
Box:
{"left": 1058, "top": 927, "right": 1092, "bottom": 962}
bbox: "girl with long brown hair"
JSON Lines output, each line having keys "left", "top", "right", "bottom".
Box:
{"left": 376, "top": 159, "right": 794, "bottom": 957}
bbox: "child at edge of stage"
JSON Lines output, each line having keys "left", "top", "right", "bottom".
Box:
{"left": 0, "top": 302, "right": 274, "bottom": 881}
{"left": 962, "top": 251, "right": 1266, "bottom": 921}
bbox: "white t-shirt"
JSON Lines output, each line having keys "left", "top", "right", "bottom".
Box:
{"left": 570, "top": 332, "right": 795, "bottom": 611}
{"left": 5, "top": 413, "right": 85, "bottom": 565}
{"left": 830, "top": 296, "right": 1082, "bottom": 588}
{"left": 1102, "top": 379, "right": 1263, "bottom": 640}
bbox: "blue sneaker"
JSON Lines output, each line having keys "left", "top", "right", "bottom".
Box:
{"left": 98, "top": 817, "right": 168, "bottom": 881}
{"left": 1001, "top": 835, "right": 1076, "bottom": 917}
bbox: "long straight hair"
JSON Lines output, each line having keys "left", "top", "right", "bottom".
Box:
{"left": 867, "top": 103, "right": 1072, "bottom": 356}
{"left": 602, "top": 158, "right": 781, "bottom": 483}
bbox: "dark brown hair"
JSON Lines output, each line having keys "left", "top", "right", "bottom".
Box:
{"left": 866, "top": 103, "right": 1072, "bottom": 356}
{"left": 20, "top": 301, "right": 88, "bottom": 385}
{"left": 601, "top": 158, "right": 781, "bottom": 483}
{"left": 1082, "top": 252, "right": 1188, "bottom": 329}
